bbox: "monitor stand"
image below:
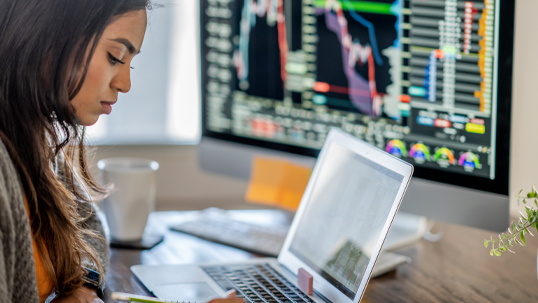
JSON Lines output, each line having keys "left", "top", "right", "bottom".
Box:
{"left": 382, "top": 211, "right": 427, "bottom": 252}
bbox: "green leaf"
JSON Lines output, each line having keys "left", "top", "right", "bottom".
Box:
{"left": 527, "top": 186, "right": 538, "bottom": 198}
{"left": 490, "top": 249, "right": 495, "bottom": 256}
{"left": 512, "top": 221, "right": 516, "bottom": 231}
{"left": 520, "top": 231, "right": 527, "bottom": 246}
{"left": 528, "top": 187, "right": 538, "bottom": 198}
{"left": 484, "top": 240, "right": 488, "bottom": 248}
{"left": 494, "top": 250, "right": 502, "bottom": 256}
{"left": 499, "top": 246, "right": 507, "bottom": 252}
{"left": 526, "top": 206, "right": 533, "bottom": 217}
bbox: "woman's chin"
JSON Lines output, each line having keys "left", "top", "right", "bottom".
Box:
{"left": 76, "top": 114, "right": 101, "bottom": 127}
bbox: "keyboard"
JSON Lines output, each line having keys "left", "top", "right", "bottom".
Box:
{"left": 171, "top": 209, "right": 412, "bottom": 277}
{"left": 202, "top": 263, "right": 314, "bottom": 303}
{"left": 171, "top": 209, "right": 426, "bottom": 257}
{"left": 171, "top": 213, "right": 288, "bottom": 256}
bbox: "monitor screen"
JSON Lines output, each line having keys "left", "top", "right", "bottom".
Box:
{"left": 288, "top": 142, "right": 404, "bottom": 299}
{"left": 200, "top": 0, "right": 513, "bottom": 194}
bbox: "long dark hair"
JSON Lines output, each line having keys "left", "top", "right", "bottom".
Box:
{"left": 0, "top": 0, "right": 151, "bottom": 295}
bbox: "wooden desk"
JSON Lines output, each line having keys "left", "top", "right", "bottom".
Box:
{"left": 104, "top": 210, "right": 538, "bottom": 302}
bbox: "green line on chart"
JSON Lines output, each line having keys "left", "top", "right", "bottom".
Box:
{"left": 314, "top": 0, "right": 394, "bottom": 15}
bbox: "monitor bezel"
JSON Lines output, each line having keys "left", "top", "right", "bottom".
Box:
{"left": 199, "top": 0, "right": 515, "bottom": 196}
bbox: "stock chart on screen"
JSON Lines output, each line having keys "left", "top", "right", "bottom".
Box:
{"left": 201, "top": 0, "right": 499, "bottom": 179}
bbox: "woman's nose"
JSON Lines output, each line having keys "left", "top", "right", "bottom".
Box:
{"left": 111, "top": 66, "right": 131, "bottom": 93}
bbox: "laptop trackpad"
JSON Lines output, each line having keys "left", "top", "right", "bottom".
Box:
{"left": 153, "top": 282, "right": 220, "bottom": 302}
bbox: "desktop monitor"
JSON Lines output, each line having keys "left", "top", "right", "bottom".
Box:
{"left": 198, "top": 0, "right": 515, "bottom": 232}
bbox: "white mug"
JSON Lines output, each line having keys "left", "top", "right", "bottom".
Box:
{"left": 98, "top": 157, "right": 159, "bottom": 242}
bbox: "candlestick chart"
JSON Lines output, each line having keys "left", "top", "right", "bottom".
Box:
{"left": 232, "top": 0, "right": 288, "bottom": 101}
{"left": 229, "top": 0, "right": 400, "bottom": 118}
{"left": 312, "top": 0, "right": 399, "bottom": 117}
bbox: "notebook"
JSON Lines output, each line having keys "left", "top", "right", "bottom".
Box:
{"left": 132, "top": 128, "right": 414, "bottom": 303}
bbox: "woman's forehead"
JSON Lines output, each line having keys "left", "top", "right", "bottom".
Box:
{"left": 102, "top": 10, "right": 147, "bottom": 52}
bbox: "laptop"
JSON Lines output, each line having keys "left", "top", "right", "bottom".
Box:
{"left": 132, "top": 128, "right": 414, "bottom": 303}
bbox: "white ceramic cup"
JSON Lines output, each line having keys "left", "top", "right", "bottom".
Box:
{"left": 98, "top": 157, "right": 159, "bottom": 242}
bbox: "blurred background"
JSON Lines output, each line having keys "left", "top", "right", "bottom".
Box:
{"left": 87, "top": 0, "right": 538, "bottom": 216}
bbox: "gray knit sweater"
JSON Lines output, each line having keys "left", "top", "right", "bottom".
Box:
{"left": 0, "top": 139, "right": 109, "bottom": 302}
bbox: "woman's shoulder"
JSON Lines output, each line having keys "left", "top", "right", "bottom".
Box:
{"left": 0, "top": 137, "right": 22, "bottom": 198}
{"left": 0, "top": 137, "right": 9, "bottom": 153}
{"left": 0, "top": 138, "right": 12, "bottom": 173}
{"left": 0, "top": 138, "right": 16, "bottom": 176}
{"left": 0, "top": 136, "right": 27, "bottom": 236}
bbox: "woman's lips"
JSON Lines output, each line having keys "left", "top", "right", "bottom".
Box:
{"left": 101, "top": 101, "right": 116, "bottom": 115}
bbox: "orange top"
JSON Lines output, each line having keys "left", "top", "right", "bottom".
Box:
{"left": 24, "top": 197, "right": 54, "bottom": 303}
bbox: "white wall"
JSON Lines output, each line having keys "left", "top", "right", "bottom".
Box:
{"left": 87, "top": 0, "right": 200, "bottom": 144}
{"left": 90, "top": 0, "right": 538, "bottom": 218}
{"left": 510, "top": 0, "right": 538, "bottom": 217}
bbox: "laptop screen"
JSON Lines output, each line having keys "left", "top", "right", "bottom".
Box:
{"left": 288, "top": 142, "right": 404, "bottom": 299}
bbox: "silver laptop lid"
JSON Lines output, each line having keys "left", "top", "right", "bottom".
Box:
{"left": 277, "top": 128, "right": 413, "bottom": 303}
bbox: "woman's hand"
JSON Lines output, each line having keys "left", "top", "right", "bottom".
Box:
{"left": 51, "top": 286, "right": 103, "bottom": 303}
{"left": 207, "top": 289, "right": 244, "bottom": 303}
{"left": 207, "top": 298, "right": 245, "bottom": 303}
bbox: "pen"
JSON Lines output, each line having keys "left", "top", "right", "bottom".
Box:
{"left": 111, "top": 289, "right": 238, "bottom": 303}
{"left": 111, "top": 292, "right": 174, "bottom": 303}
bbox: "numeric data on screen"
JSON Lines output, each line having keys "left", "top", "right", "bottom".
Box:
{"left": 201, "top": 0, "right": 499, "bottom": 179}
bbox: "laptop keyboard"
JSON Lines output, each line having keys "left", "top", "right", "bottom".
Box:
{"left": 202, "top": 264, "right": 315, "bottom": 303}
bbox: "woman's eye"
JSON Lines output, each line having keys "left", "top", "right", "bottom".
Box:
{"left": 108, "top": 53, "right": 125, "bottom": 66}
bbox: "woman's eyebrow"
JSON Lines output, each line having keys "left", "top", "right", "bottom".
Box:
{"left": 109, "top": 38, "right": 140, "bottom": 55}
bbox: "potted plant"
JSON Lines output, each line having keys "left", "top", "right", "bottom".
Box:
{"left": 484, "top": 186, "right": 538, "bottom": 256}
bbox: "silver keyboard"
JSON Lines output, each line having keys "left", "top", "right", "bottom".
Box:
{"left": 202, "top": 263, "right": 314, "bottom": 303}
{"left": 171, "top": 214, "right": 288, "bottom": 256}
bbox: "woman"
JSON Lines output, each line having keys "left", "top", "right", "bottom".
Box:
{"left": 0, "top": 0, "right": 150, "bottom": 302}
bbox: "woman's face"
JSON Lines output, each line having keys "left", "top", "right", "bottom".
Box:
{"left": 70, "top": 10, "right": 147, "bottom": 126}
